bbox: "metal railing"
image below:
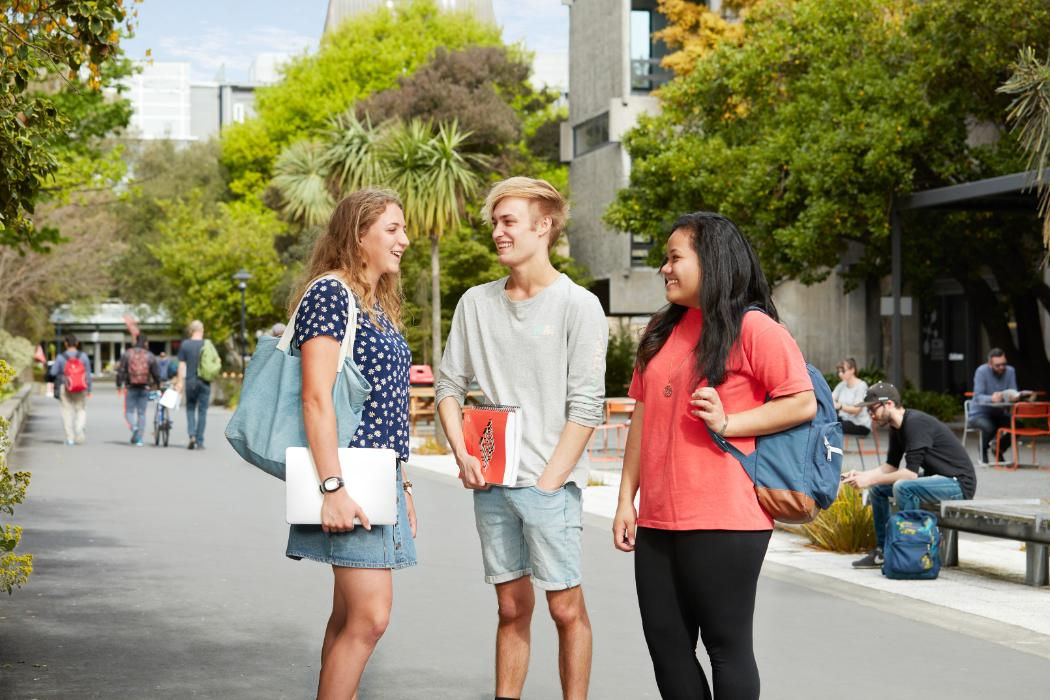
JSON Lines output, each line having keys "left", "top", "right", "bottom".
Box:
{"left": 631, "top": 58, "right": 673, "bottom": 92}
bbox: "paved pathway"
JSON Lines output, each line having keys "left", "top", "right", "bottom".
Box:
{"left": 3, "top": 386, "right": 1050, "bottom": 698}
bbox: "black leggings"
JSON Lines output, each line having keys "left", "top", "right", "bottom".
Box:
{"left": 635, "top": 527, "right": 771, "bottom": 700}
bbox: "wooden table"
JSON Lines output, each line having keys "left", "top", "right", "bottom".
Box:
{"left": 408, "top": 387, "right": 484, "bottom": 434}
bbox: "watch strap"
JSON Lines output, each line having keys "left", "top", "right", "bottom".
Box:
{"left": 319, "top": 476, "right": 345, "bottom": 494}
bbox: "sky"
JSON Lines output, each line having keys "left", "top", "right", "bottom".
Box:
{"left": 119, "top": 0, "right": 570, "bottom": 89}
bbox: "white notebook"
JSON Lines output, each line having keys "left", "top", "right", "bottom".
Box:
{"left": 285, "top": 447, "right": 398, "bottom": 525}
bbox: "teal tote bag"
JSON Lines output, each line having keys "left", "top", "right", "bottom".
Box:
{"left": 225, "top": 276, "right": 371, "bottom": 480}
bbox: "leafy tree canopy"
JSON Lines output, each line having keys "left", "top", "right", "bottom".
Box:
{"left": 148, "top": 196, "right": 285, "bottom": 346}
{"left": 357, "top": 45, "right": 552, "bottom": 161}
{"left": 1, "top": 0, "right": 136, "bottom": 251}
{"left": 653, "top": 0, "right": 759, "bottom": 76}
{"left": 220, "top": 0, "right": 500, "bottom": 197}
{"left": 607, "top": 0, "right": 1050, "bottom": 384}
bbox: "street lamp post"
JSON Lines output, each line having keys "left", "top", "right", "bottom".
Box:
{"left": 232, "top": 269, "right": 252, "bottom": 376}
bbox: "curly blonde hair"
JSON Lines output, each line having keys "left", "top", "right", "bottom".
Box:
{"left": 289, "top": 189, "right": 405, "bottom": 328}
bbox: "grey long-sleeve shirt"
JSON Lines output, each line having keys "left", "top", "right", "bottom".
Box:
{"left": 971, "top": 363, "right": 1018, "bottom": 418}
{"left": 436, "top": 274, "right": 608, "bottom": 487}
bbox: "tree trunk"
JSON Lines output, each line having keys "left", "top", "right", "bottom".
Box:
{"left": 431, "top": 233, "right": 448, "bottom": 449}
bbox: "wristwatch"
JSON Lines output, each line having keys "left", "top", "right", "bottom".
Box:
{"left": 319, "top": 476, "right": 344, "bottom": 494}
{"left": 403, "top": 479, "right": 414, "bottom": 497}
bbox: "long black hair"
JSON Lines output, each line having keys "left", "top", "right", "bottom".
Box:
{"left": 636, "top": 212, "right": 778, "bottom": 387}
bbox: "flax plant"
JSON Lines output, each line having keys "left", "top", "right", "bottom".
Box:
{"left": 801, "top": 484, "right": 877, "bottom": 554}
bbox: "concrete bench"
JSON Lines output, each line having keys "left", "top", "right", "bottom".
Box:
{"left": 925, "top": 499, "right": 1050, "bottom": 587}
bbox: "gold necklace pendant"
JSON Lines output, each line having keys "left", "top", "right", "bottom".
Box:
{"left": 663, "top": 384, "right": 673, "bottom": 398}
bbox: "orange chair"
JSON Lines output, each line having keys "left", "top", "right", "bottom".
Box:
{"left": 588, "top": 398, "right": 636, "bottom": 463}
{"left": 994, "top": 402, "right": 1050, "bottom": 470}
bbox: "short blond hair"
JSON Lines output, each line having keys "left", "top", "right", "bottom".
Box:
{"left": 482, "top": 177, "right": 569, "bottom": 250}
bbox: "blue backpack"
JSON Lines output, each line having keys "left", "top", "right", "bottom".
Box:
{"left": 883, "top": 510, "right": 941, "bottom": 580}
{"left": 707, "top": 323, "right": 843, "bottom": 523}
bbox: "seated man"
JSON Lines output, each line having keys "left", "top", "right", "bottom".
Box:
{"left": 969, "top": 348, "right": 1019, "bottom": 464}
{"left": 843, "top": 382, "right": 977, "bottom": 569}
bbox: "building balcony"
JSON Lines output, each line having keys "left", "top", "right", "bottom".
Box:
{"left": 631, "top": 58, "right": 672, "bottom": 94}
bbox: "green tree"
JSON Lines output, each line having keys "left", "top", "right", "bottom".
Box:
{"left": 112, "top": 139, "right": 229, "bottom": 307}
{"left": 0, "top": 53, "right": 133, "bottom": 337}
{"left": 1, "top": 0, "right": 134, "bottom": 251}
{"left": 148, "top": 197, "right": 286, "bottom": 347}
{"left": 358, "top": 45, "right": 534, "bottom": 159}
{"left": 221, "top": 0, "right": 500, "bottom": 198}
{"left": 606, "top": 0, "right": 1050, "bottom": 388}
{"left": 387, "top": 120, "right": 487, "bottom": 372}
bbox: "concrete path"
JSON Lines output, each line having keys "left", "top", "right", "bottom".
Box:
{"left": 3, "top": 386, "right": 1050, "bottom": 699}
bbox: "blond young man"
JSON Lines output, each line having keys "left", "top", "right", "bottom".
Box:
{"left": 436, "top": 177, "right": 608, "bottom": 700}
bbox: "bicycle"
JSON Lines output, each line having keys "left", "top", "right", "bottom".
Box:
{"left": 150, "top": 383, "right": 174, "bottom": 447}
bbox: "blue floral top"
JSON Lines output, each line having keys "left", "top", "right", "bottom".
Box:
{"left": 293, "top": 279, "right": 411, "bottom": 460}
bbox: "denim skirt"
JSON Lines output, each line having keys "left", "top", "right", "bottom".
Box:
{"left": 286, "top": 463, "right": 417, "bottom": 569}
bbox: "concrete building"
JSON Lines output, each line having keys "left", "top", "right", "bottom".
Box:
{"left": 560, "top": 0, "right": 888, "bottom": 378}
{"left": 122, "top": 61, "right": 261, "bottom": 143}
{"left": 323, "top": 0, "right": 496, "bottom": 34}
{"left": 560, "top": 0, "right": 672, "bottom": 318}
{"left": 123, "top": 62, "right": 194, "bottom": 141}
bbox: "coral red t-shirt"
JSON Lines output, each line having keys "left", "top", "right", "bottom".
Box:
{"left": 628, "top": 309, "right": 812, "bottom": 530}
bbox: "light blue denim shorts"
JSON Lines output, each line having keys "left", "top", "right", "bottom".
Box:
{"left": 473, "top": 483, "right": 583, "bottom": 590}
{"left": 286, "top": 463, "right": 417, "bottom": 569}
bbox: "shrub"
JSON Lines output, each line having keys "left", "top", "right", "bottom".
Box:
{"left": 801, "top": 484, "right": 876, "bottom": 553}
{"left": 0, "top": 360, "right": 33, "bottom": 594}
{"left": 902, "top": 388, "right": 961, "bottom": 422}
{"left": 0, "top": 330, "right": 33, "bottom": 380}
{"left": 606, "top": 323, "right": 639, "bottom": 398}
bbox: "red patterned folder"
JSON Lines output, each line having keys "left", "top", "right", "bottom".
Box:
{"left": 461, "top": 404, "right": 522, "bottom": 486}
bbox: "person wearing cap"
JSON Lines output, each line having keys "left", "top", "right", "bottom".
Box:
{"left": 842, "top": 381, "right": 976, "bottom": 569}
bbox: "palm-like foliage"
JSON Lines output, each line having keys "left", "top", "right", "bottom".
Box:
{"left": 382, "top": 119, "right": 488, "bottom": 374}
{"left": 322, "top": 112, "right": 386, "bottom": 194}
{"left": 271, "top": 116, "right": 488, "bottom": 404}
{"left": 271, "top": 140, "right": 334, "bottom": 229}
{"left": 999, "top": 46, "right": 1050, "bottom": 247}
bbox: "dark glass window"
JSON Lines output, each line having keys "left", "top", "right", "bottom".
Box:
{"left": 573, "top": 111, "right": 610, "bottom": 157}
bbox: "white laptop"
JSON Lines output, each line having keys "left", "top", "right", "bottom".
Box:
{"left": 285, "top": 447, "right": 398, "bottom": 525}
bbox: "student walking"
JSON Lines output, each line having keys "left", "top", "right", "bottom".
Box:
{"left": 174, "top": 321, "right": 213, "bottom": 449}
{"left": 284, "top": 189, "right": 417, "bottom": 699}
{"left": 612, "top": 213, "right": 816, "bottom": 700}
{"left": 437, "top": 177, "right": 608, "bottom": 700}
{"left": 116, "top": 334, "right": 161, "bottom": 446}
{"left": 49, "top": 334, "right": 94, "bottom": 446}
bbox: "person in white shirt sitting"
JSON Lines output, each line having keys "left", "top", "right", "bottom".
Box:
{"left": 832, "top": 357, "right": 872, "bottom": 436}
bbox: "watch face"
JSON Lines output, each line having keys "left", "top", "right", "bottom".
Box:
{"left": 322, "top": 477, "right": 342, "bottom": 492}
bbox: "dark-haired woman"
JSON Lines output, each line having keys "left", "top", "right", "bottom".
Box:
{"left": 612, "top": 213, "right": 816, "bottom": 700}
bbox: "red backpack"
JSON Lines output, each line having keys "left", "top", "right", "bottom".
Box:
{"left": 64, "top": 354, "right": 88, "bottom": 393}
{"left": 127, "top": 348, "right": 151, "bottom": 386}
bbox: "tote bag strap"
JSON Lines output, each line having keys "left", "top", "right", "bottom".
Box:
{"left": 276, "top": 275, "right": 359, "bottom": 373}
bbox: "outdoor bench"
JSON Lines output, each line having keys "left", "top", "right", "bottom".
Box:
{"left": 922, "top": 498, "right": 1050, "bottom": 587}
